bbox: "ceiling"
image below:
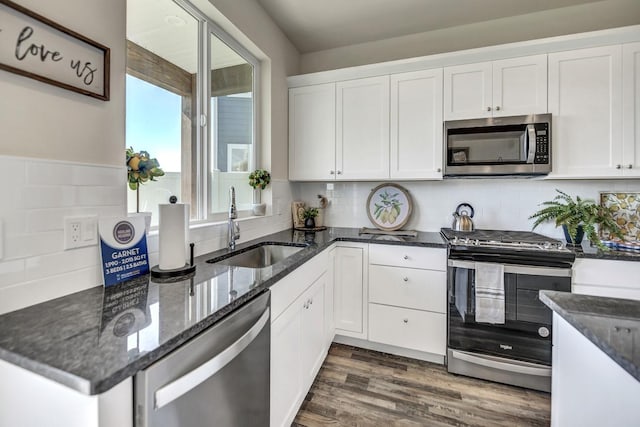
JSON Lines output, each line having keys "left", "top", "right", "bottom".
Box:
{"left": 127, "top": 0, "right": 248, "bottom": 73}
{"left": 256, "top": 0, "right": 603, "bottom": 53}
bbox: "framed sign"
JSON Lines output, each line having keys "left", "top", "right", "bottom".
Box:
{"left": 0, "top": 0, "right": 110, "bottom": 100}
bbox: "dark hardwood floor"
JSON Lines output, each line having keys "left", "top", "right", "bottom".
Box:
{"left": 293, "top": 344, "right": 551, "bottom": 427}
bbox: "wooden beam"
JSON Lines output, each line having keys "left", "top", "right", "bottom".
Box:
{"left": 211, "top": 63, "right": 253, "bottom": 97}
{"left": 126, "top": 40, "right": 192, "bottom": 97}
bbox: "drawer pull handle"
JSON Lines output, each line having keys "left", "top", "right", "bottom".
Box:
{"left": 403, "top": 277, "right": 409, "bottom": 282}
{"left": 403, "top": 255, "right": 409, "bottom": 260}
{"left": 403, "top": 319, "right": 409, "bottom": 324}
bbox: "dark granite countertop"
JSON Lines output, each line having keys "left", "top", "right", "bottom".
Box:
{"left": 0, "top": 227, "right": 445, "bottom": 395}
{"left": 540, "top": 290, "right": 640, "bottom": 382}
{"left": 572, "top": 240, "right": 640, "bottom": 262}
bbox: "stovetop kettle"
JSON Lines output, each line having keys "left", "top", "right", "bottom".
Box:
{"left": 452, "top": 203, "right": 475, "bottom": 232}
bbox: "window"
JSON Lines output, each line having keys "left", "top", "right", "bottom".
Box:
{"left": 126, "top": 0, "right": 259, "bottom": 224}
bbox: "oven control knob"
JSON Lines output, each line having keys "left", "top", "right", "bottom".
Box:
{"left": 543, "top": 242, "right": 551, "bottom": 250}
{"left": 474, "top": 239, "right": 479, "bottom": 245}
{"left": 538, "top": 327, "right": 550, "bottom": 338}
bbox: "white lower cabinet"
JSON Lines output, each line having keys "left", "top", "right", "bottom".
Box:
{"left": 572, "top": 258, "right": 640, "bottom": 300}
{"left": 271, "top": 296, "right": 304, "bottom": 427}
{"left": 333, "top": 243, "right": 368, "bottom": 338}
{"left": 551, "top": 314, "right": 640, "bottom": 426}
{"left": 367, "top": 245, "right": 447, "bottom": 358}
{"left": 271, "top": 274, "right": 326, "bottom": 427}
{"left": 270, "top": 249, "right": 330, "bottom": 427}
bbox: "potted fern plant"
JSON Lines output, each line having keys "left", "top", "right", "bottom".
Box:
{"left": 529, "top": 189, "right": 623, "bottom": 249}
{"left": 248, "top": 169, "right": 270, "bottom": 216}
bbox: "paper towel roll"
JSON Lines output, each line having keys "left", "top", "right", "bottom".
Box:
{"left": 159, "top": 203, "right": 189, "bottom": 270}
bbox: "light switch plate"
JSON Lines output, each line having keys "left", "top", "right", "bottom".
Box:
{"left": 64, "top": 216, "right": 98, "bottom": 250}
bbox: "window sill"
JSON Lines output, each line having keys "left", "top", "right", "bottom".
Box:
{"left": 146, "top": 212, "right": 276, "bottom": 237}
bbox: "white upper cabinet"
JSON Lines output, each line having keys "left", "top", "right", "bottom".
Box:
{"left": 492, "top": 55, "right": 548, "bottom": 117}
{"left": 549, "top": 46, "right": 623, "bottom": 178}
{"left": 390, "top": 69, "right": 444, "bottom": 179}
{"left": 444, "top": 61, "right": 492, "bottom": 120}
{"left": 288, "top": 83, "right": 336, "bottom": 181}
{"left": 623, "top": 42, "right": 640, "bottom": 177}
{"left": 444, "top": 54, "right": 548, "bottom": 120}
{"left": 336, "top": 76, "right": 390, "bottom": 180}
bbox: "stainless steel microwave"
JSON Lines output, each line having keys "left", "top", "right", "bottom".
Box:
{"left": 444, "top": 114, "right": 551, "bottom": 177}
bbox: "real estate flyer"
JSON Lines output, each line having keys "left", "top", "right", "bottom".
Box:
{"left": 98, "top": 217, "right": 149, "bottom": 287}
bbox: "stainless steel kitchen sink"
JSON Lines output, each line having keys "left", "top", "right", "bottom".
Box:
{"left": 208, "top": 243, "right": 306, "bottom": 269}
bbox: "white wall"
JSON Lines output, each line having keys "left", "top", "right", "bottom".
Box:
{"left": 293, "top": 179, "right": 640, "bottom": 240}
{"left": 300, "top": 0, "right": 640, "bottom": 73}
{"left": 0, "top": 0, "right": 126, "bottom": 166}
{"left": 0, "top": 0, "right": 299, "bottom": 314}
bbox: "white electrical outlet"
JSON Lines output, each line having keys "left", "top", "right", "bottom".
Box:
{"left": 64, "top": 216, "right": 98, "bottom": 250}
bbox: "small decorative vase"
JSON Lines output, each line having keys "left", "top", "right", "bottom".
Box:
{"left": 304, "top": 217, "right": 315, "bottom": 228}
{"left": 252, "top": 203, "right": 266, "bottom": 216}
{"left": 562, "top": 224, "right": 585, "bottom": 245}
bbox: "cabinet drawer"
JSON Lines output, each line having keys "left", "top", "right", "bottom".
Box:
{"left": 369, "top": 265, "right": 446, "bottom": 313}
{"left": 271, "top": 249, "right": 328, "bottom": 321}
{"left": 369, "top": 244, "right": 446, "bottom": 270}
{"left": 368, "top": 303, "right": 446, "bottom": 355}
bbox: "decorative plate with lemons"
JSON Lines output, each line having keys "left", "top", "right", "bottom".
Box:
{"left": 366, "top": 183, "right": 412, "bottom": 231}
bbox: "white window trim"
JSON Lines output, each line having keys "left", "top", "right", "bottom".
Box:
{"left": 175, "top": 0, "right": 261, "bottom": 223}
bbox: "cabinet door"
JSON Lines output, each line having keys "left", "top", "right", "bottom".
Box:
{"left": 549, "top": 46, "right": 623, "bottom": 177}
{"left": 271, "top": 299, "right": 303, "bottom": 427}
{"left": 301, "top": 275, "right": 326, "bottom": 388}
{"left": 336, "top": 76, "right": 390, "bottom": 180}
{"left": 390, "top": 69, "right": 443, "bottom": 179}
{"left": 623, "top": 42, "right": 640, "bottom": 177}
{"left": 289, "top": 83, "right": 336, "bottom": 180}
{"left": 333, "top": 245, "right": 366, "bottom": 337}
{"left": 492, "top": 54, "right": 547, "bottom": 117}
{"left": 443, "top": 62, "right": 492, "bottom": 120}
{"left": 325, "top": 248, "right": 336, "bottom": 347}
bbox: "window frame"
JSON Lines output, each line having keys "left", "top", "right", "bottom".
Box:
{"left": 127, "top": 0, "right": 261, "bottom": 225}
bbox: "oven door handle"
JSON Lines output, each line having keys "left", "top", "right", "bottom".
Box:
{"left": 450, "top": 350, "right": 551, "bottom": 377}
{"left": 448, "top": 259, "right": 572, "bottom": 277}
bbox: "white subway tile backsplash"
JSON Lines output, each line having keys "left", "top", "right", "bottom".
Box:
{"left": 22, "top": 186, "right": 76, "bottom": 209}
{"left": 75, "top": 186, "right": 123, "bottom": 206}
{"left": 0, "top": 155, "right": 294, "bottom": 314}
{"left": 72, "top": 164, "right": 125, "bottom": 186}
{"left": 0, "top": 266, "right": 101, "bottom": 314}
{"left": 0, "top": 157, "right": 25, "bottom": 187}
{"left": 0, "top": 260, "right": 26, "bottom": 289}
{"left": 293, "top": 179, "right": 640, "bottom": 239}
{"left": 26, "top": 161, "right": 73, "bottom": 186}
{"left": 25, "top": 246, "right": 100, "bottom": 282}
{"left": 4, "top": 231, "right": 65, "bottom": 260}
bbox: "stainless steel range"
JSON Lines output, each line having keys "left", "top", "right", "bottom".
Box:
{"left": 441, "top": 228, "right": 575, "bottom": 392}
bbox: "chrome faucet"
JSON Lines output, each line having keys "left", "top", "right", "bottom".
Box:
{"left": 228, "top": 186, "right": 240, "bottom": 250}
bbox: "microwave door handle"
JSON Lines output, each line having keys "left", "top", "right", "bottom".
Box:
{"left": 526, "top": 124, "right": 536, "bottom": 164}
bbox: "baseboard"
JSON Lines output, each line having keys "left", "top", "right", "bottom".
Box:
{"left": 333, "top": 335, "right": 445, "bottom": 365}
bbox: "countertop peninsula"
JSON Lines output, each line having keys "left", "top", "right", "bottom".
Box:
{"left": 540, "top": 290, "right": 640, "bottom": 382}
{"left": 0, "top": 227, "right": 445, "bottom": 395}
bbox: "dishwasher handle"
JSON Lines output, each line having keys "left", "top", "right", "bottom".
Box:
{"left": 154, "top": 307, "right": 270, "bottom": 409}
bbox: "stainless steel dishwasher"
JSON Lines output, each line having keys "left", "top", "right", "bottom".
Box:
{"left": 135, "top": 291, "right": 270, "bottom": 427}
